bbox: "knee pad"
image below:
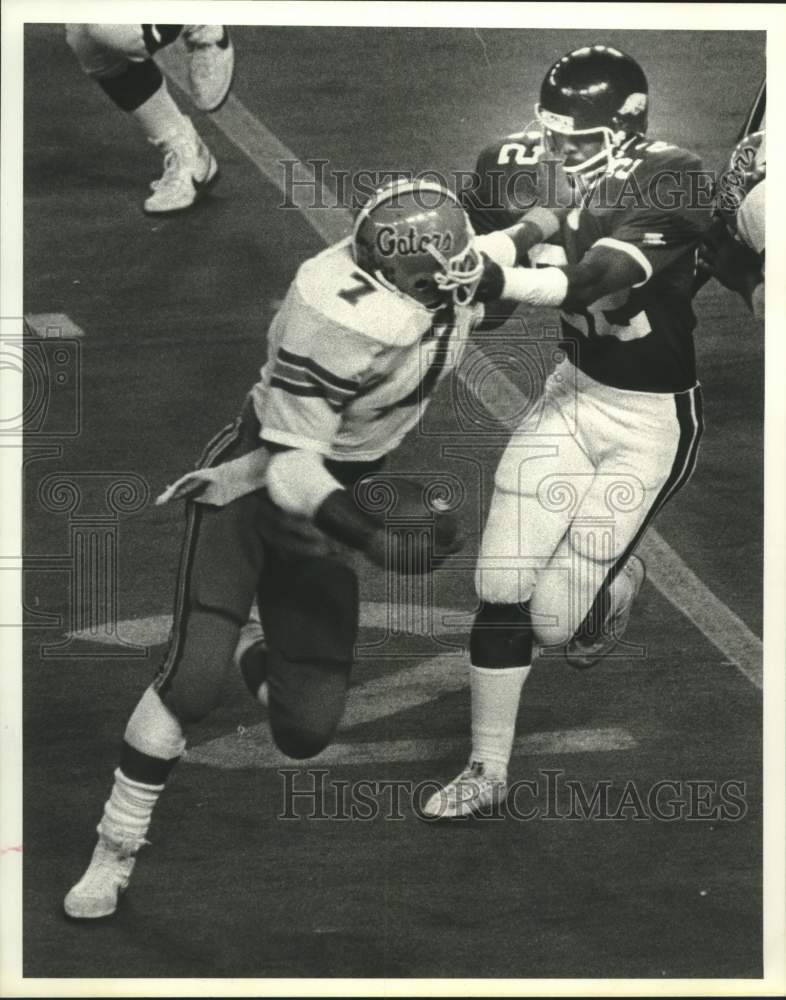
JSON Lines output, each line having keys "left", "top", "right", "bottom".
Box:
{"left": 97, "top": 59, "right": 165, "bottom": 111}
{"left": 470, "top": 601, "right": 534, "bottom": 668}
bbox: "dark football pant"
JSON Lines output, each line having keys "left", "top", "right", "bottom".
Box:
{"left": 153, "top": 402, "right": 359, "bottom": 759}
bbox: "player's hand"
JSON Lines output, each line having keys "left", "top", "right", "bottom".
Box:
{"left": 473, "top": 252, "right": 506, "bottom": 304}
{"left": 360, "top": 476, "right": 464, "bottom": 574}
{"left": 697, "top": 225, "right": 762, "bottom": 300}
{"left": 364, "top": 511, "right": 464, "bottom": 575}
{"left": 256, "top": 489, "right": 337, "bottom": 557}
{"left": 316, "top": 477, "right": 464, "bottom": 575}
{"left": 156, "top": 469, "right": 215, "bottom": 504}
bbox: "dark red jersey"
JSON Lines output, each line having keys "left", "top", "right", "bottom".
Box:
{"left": 464, "top": 134, "right": 712, "bottom": 392}
{"left": 462, "top": 130, "right": 543, "bottom": 235}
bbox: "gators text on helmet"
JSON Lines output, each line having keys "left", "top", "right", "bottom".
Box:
{"left": 352, "top": 181, "right": 483, "bottom": 309}
{"left": 535, "top": 44, "right": 648, "bottom": 177}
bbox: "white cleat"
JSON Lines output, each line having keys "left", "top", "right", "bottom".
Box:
{"left": 183, "top": 25, "right": 235, "bottom": 112}
{"left": 144, "top": 117, "right": 219, "bottom": 214}
{"left": 64, "top": 831, "right": 142, "bottom": 919}
{"left": 566, "top": 555, "right": 646, "bottom": 669}
{"left": 234, "top": 614, "right": 269, "bottom": 707}
{"left": 421, "top": 761, "right": 508, "bottom": 820}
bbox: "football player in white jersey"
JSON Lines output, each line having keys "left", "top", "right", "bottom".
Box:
{"left": 65, "top": 24, "right": 234, "bottom": 213}
{"left": 699, "top": 131, "right": 765, "bottom": 319}
{"left": 63, "top": 181, "right": 500, "bottom": 919}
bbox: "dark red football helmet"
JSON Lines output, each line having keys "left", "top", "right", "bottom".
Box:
{"left": 535, "top": 45, "right": 649, "bottom": 177}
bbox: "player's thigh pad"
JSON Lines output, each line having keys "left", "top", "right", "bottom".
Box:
{"left": 530, "top": 386, "right": 693, "bottom": 645}
{"left": 476, "top": 389, "right": 595, "bottom": 606}
{"left": 260, "top": 550, "right": 358, "bottom": 759}
{"left": 529, "top": 470, "right": 654, "bottom": 645}
{"left": 66, "top": 24, "right": 149, "bottom": 76}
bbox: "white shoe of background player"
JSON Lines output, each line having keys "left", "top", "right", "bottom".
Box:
{"left": 183, "top": 25, "right": 235, "bottom": 112}
{"left": 144, "top": 117, "right": 219, "bottom": 214}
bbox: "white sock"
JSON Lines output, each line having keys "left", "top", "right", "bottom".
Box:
{"left": 131, "top": 79, "right": 189, "bottom": 144}
{"left": 469, "top": 664, "right": 532, "bottom": 780}
{"left": 99, "top": 768, "right": 163, "bottom": 846}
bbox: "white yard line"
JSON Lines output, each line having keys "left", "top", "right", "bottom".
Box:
{"left": 72, "top": 609, "right": 637, "bottom": 768}
{"left": 159, "top": 52, "right": 762, "bottom": 690}
{"left": 69, "top": 602, "right": 467, "bottom": 648}
{"left": 184, "top": 725, "right": 636, "bottom": 770}
{"left": 24, "top": 313, "right": 85, "bottom": 338}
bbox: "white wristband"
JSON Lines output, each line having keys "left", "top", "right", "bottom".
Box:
{"left": 475, "top": 231, "right": 517, "bottom": 267}
{"left": 501, "top": 265, "right": 568, "bottom": 307}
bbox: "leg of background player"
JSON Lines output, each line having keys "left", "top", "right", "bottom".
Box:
{"left": 64, "top": 24, "right": 230, "bottom": 213}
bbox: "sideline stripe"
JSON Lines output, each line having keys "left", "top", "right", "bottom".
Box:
{"left": 640, "top": 531, "right": 763, "bottom": 688}
{"left": 158, "top": 51, "right": 762, "bottom": 690}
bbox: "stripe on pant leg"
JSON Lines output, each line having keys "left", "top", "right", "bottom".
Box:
{"left": 576, "top": 384, "right": 703, "bottom": 640}
{"left": 142, "top": 24, "right": 183, "bottom": 55}
{"left": 154, "top": 420, "right": 243, "bottom": 693}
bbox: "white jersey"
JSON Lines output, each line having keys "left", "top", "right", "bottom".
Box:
{"left": 252, "top": 239, "right": 483, "bottom": 461}
{"left": 737, "top": 179, "right": 765, "bottom": 256}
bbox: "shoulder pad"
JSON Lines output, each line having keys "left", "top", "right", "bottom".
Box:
{"left": 624, "top": 138, "right": 702, "bottom": 172}
{"left": 477, "top": 130, "right": 543, "bottom": 170}
{"left": 296, "top": 240, "right": 430, "bottom": 348}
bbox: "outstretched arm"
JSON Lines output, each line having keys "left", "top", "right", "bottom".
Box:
{"left": 476, "top": 240, "right": 645, "bottom": 311}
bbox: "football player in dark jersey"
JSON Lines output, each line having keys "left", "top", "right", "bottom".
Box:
{"left": 425, "top": 45, "right": 711, "bottom": 819}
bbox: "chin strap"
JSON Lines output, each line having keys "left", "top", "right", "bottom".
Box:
{"left": 545, "top": 126, "right": 639, "bottom": 183}
{"left": 428, "top": 242, "right": 484, "bottom": 306}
